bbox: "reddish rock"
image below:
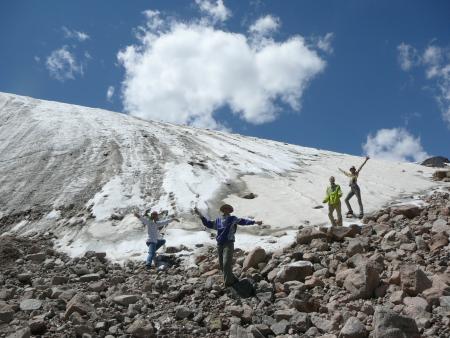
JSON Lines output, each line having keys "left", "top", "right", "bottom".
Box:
{"left": 296, "top": 228, "right": 328, "bottom": 244}
{"left": 243, "top": 247, "right": 266, "bottom": 270}
{"left": 429, "top": 232, "right": 449, "bottom": 252}
{"left": 392, "top": 205, "right": 421, "bottom": 219}
{"left": 64, "top": 294, "right": 94, "bottom": 319}
{"left": 328, "top": 224, "right": 360, "bottom": 241}
{"left": 344, "top": 262, "right": 380, "bottom": 299}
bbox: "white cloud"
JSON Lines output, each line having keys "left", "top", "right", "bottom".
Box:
{"left": 46, "top": 46, "right": 84, "bottom": 81}
{"left": 315, "top": 33, "right": 334, "bottom": 54}
{"left": 362, "top": 128, "right": 429, "bottom": 163}
{"left": 34, "top": 56, "right": 40, "bottom": 63}
{"left": 117, "top": 11, "right": 326, "bottom": 129}
{"left": 106, "top": 86, "right": 115, "bottom": 102}
{"left": 62, "top": 26, "right": 90, "bottom": 42}
{"left": 195, "top": 0, "right": 231, "bottom": 23}
{"left": 249, "top": 15, "right": 280, "bottom": 36}
{"left": 398, "top": 42, "right": 450, "bottom": 126}
{"left": 397, "top": 42, "right": 419, "bottom": 71}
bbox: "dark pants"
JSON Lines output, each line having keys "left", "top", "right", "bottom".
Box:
{"left": 345, "top": 185, "right": 363, "bottom": 215}
{"left": 217, "top": 241, "right": 238, "bottom": 287}
{"left": 146, "top": 239, "right": 166, "bottom": 266}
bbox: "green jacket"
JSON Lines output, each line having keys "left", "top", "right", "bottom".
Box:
{"left": 323, "top": 184, "right": 342, "bottom": 205}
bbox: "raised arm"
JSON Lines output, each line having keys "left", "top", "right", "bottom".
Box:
{"left": 357, "top": 156, "right": 370, "bottom": 173}
{"left": 194, "top": 208, "right": 216, "bottom": 229}
{"left": 339, "top": 168, "right": 351, "bottom": 177}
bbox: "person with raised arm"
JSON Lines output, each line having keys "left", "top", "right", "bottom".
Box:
{"left": 134, "top": 209, "right": 179, "bottom": 270}
{"left": 339, "top": 156, "right": 370, "bottom": 219}
{"left": 194, "top": 204, "right": 263, "bottom": 287}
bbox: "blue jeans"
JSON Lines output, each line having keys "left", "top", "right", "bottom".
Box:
{"left": 146, "top": 239, "right": 166, "bottom": 266}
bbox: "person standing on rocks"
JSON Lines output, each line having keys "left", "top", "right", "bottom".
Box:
{"left": 194, "top": 204, "right": 263, "bottom": 287}
{"left": 134, "top": 210, "right": 179, "bottom": 270}
{"left": 339, "top": 156, "right": 369, "bottom": 219}
{"left": 323, "top": 176, "right": 343, "bottom": 226}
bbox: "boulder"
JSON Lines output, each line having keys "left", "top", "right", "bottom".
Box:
{"left": 340, "top": 317, "right": 367, "bottom": 338}
{"left": 113, "top": 294, "right": 140, "bottom": 306}
{"left": 423, "top": 273, "right": 450, "bottom": 306}
{"left": 328, "top": 224, "right": 360, "bottom": 241}
{"left": 64, "top": 294, "right": 94, "bottom": 319}
{"left": 400, "top": 265, "right": 432, "bottom": 296}
{"left": 296, "top": 228, "right": 327, "bottom": 244}
{"left": 373, "top": 306, "right": 420, "bottom": 338}
{"left": 347, "top": 238, "right": 364, "bottom": 257}
{"left": 429, "top": 232, "right": 449, "bottom": 252}
{"left": 20, "top": 299, "right": 42, "bottom": 311}
{"left": 421, "top": 156, "right": 449, "bottom": 168}
{"left": 290, "top": 312, "right": 311, "bottom": 333}
{"left": 431, "top": 218, "right": 450, "bottom": 235}
{"left": 344, "top": 262, "right": 380, "bottom": 299}
{"left": 79, "top": 273, "right": 101, "bottom": 283}
{"left": 243, "top": 247, "right": 266, "bottom": 270}
{"left": 26, "top": 252, "right": 46, "bottom": 263}
{"left": 6, "top": 327, "right": 30, "bottom": 338}
{"left": 392, "top": 205, "right": 421, "bottom": 219}
{"left": 29, "top": 317, "right": 47, "bottom": 335}
{"left": 403, "top": 296, "right": 429, "bottom": 318}
{"left": 126, "top": 319, "right": 154, "bottom": 338}
{"left": 275, "top": 261, "right": 314, "bottom": 283}
{"left": 175, "top": 305, "right": 192, "bottom": 319}
{"left": 51, "top": 275, "right": 69, "bottom": 285}
{"left": 0, "top": 304, "right": 14, "bottom": 323}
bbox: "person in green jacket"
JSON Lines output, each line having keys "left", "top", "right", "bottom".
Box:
{"left": 323, "top": 176, "right": 343, "bottom": 226}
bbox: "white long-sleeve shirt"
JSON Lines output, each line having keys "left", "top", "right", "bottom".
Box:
{"left": 139, "top": 217, "right": 171, "bottom": 243}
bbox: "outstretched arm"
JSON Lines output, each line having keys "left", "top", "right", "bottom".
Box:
{"left": 237, "top": 218, "right": 262, "bottom": 226}
{"left": 357, "top": 156, "right": 370, "bottom": 173}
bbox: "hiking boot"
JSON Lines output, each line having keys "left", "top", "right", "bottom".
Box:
{"left": 145, "top": 264, "right": 153, "bottom": 270}
{"left": 346, "top": 211, "right": 354, "bottom": 217}
{"left": 358, "top": 213, "right": 364, "bottom": 219}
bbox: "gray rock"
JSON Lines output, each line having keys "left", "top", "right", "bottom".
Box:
{"left": 275, "top": 261, "right": 314, "bottom": 283}
{"left": 6, "top": 327, "right": 31, "bottom": 338}
{"left": 79, "top": 273, "right": 101, "bottom": 283}
{"left": 0, "top": 304, "right": 14, "bottom": 323}
{"left": 113, "top": 294, "right": 140, "bottom": 306}
{"left": 51, "top": 275, "right": 69, "bottom": 285}
{"left": 229, "top": 324, "right": 251, "bottom": 338}
{"left": 431, "top": 218, "right": 450, "bottom": 235}
{"left": 270, "top": 319, "right": 289, "bottom": 335}
{"left": 290, "top": 312, "right": 311, "bottom": 333}
{"left": 175, "top": 305, "right": 192, "bottom": 319}
{"left": 373, "top": 306, "right": 420, "bottom": 338}
{"left": 26, "top": 252, "right": 46, "bottom": 263}
{"left": 340, "top": 316, "right": 367, "bottom": 338}
{"left": 17, "top": 273, "right": 33, "bottom": 284}
{"left": 310, "top": 313, "right": 334, "bottom": 333}
{"left": 126, "top": 319, "right": 154, "bottom": 337}
{"left": 64, "top": 294, "right": 94, "bottom": 319}
{"left": 20, "top": 299, "right": 42, "bottom": 311}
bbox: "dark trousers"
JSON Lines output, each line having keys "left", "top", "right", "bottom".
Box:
{"left": 217, "top": 241, "right": 238, "bottom": 287}
{"left": 345, "top": 185, "right": 363, "bottom": 215}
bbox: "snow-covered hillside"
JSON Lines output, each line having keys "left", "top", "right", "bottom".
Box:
{"left": 0, "top": 92, "right": 438, "bottom": 261}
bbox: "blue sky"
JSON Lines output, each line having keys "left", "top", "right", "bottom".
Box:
{"left": 0, "top": 0, "right": 449, "bottom": 161}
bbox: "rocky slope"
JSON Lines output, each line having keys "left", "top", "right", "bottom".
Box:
{"left": 1, "top": 187, "right": 449, "bottom": 337}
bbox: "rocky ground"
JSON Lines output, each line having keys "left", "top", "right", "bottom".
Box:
{"left": 1, "top": 188, "right": 450, "bottom": 338}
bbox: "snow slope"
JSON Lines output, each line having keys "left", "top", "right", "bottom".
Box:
{"left": 0, "top": 92, "right": 438, "bottom": 261}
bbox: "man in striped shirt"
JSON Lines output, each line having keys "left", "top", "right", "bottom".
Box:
{"left": 195, "top": 204, "right": 263, "bottom": 287}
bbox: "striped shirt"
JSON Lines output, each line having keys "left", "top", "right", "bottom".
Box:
{"left": 139, "top": 217, "right": 171, "bottom": 243}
